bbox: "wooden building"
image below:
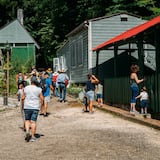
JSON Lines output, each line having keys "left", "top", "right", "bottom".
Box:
{"left": 0, "top": 19, "right": 39, "bottom": 70}
{"left": 93, "top": 15, "right": 160, "bottom": 116}
{"left": 55, "top": 13, "right": 146, "bottom": 83}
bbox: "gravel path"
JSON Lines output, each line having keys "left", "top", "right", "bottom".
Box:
{"left": 0, "top": 96, "right": 160, "bottom": 160}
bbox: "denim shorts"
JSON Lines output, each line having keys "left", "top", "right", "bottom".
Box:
{"left": 24, "top": 109, "right": 39, "bottom": 122}
{"left": 97, "top": 93, "right": 103, "bottom": 98}
{"left": 86, "top": 90, "right": 95, "bottom": 101}
{"left": 140, "top": 100, "right": 149, "bottom": 108}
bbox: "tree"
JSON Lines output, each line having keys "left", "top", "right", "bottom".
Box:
{"left": 0, "top": 0, "right": 160, "bottom": 68}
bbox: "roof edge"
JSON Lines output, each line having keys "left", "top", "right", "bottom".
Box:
{"left": 0, "top": 19, "right": 40, "bottom": 49}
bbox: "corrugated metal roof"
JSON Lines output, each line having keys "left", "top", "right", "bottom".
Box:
{"left": 93, "top": 16, "right": 160, "bottom": 51}
{"left": 0, "top": 19, "right": 40, "bottom": 49}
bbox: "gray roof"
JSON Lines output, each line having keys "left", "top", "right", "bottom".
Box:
{"left": 66, "top": 12, "right": 143, "bottom": 37}
{"left": 0, "top": 19, "right": 40, "bottom": 49}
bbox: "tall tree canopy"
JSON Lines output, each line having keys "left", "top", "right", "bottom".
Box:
{"left": 0, "top": 0, "right": 159, "bottom": 68}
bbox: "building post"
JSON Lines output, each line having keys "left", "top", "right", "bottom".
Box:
{"left": 96, "top": 50, "right": 99, "bottom": 77}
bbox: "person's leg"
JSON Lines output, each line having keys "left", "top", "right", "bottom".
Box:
{"left": 144, "top": 107, "right": 147, "bottom": 114}
{"left": 25, "top": 120, "right": 31, "bottom": 133}
{"left": 30, "top": 110, "right": 39, "bottom": 141}
{"left": 132, "top": 103, "right": 136, "bottom": 112}
{"left": 63, "top": 85, "right": 67, "bottom": 102}
{"left": 56, "top": 87, "right": 59, "bottom": 97}
{"left": 44, "top": 96, "right": 50, "bottom": 116}
{"left": 31, "top": 121, "right": 36, "bottom": 138}
{"left": 59, "top": 84, "right": 63, "bottom": 101}
{"left": 89, "top": 100, "right": 93, "bottom": 112}
{"left": 24, "top": 109, "right": 31, "bottom": 132}
{"left": 89, "top": 91, "right": 94, "bottom": 113}
{"left": 39, "top": 100, "right": 44, "bottom": 115}
{"left": 130, "top": 85, "right": 139, "bottom": 112}
{"left": 97, "top": 94, "right": 100, "bottom": 106}
{"left": 24, "top": 109, "right": 32, "bottom": 141}
{"left": 141, "top": 108, "right": 144, "bottom": 114}
{"left": 43, "top": 101, "right": 48, "bottom": 116}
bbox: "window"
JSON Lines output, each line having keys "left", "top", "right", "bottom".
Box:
{"left": 71, "top": 41, "right": 76, "bottom": 67}
{"left": 71, "top": 37, "right": 83, "bottom": 67}
{"left": 53, "top": 58, "right": 60, "bottom": 71}
{"left": 121, "top": 17, "right": 128, "bottom": 21}
{"left": 120, "top": 15, "right": 128, "bottom": 21}
{"left": 77, "top": 37, "right": 83, "bottom": 65}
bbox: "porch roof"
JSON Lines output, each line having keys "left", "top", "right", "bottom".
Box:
{"left": 92, "top": 16, "right": 160, "bottom": 51}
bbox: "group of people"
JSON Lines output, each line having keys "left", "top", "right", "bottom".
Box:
{"left": 83, "top": 74, "right": 103, "bottom": 114}
{"left": 16, "top": 66, "right": 69, "bottom": 142}
{"left": 130, "top": 64, "right": 149, "bottom": 114}
{"left": 15, "top": 63, "right": 149, "bottom": 142}
{"left": 83, "top": 64, "right": 149, "bottom": 115}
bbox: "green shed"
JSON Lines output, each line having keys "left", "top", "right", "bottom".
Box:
{"left": 0, "top": 19, "right": 39, "bottom": 69}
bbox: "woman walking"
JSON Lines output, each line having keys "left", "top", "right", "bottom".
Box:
{"left": 22, "top": 79, "right": 44, "bottom": 142}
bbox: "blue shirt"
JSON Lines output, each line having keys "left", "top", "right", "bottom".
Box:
{"left": 86, "top": 80, "right": 95, "bottom": 91}
{"left": 43, "top": 78, "right": 52, "bottom": 97}
{"left": 57, "top": 73, "right": 69, "bottom": 83}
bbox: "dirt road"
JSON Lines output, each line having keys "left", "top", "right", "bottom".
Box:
{"left": 0, "top": 96, "right": 160, "bottom": 160}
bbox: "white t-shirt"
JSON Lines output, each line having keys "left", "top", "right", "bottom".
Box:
{"left": 96, "top": 84, "right": 103, "bottom": 94}
{"left": 140, "top": 91, "right": 148, "bottom": 101}
{"left": 24, "top": 85, "right": 42, "bottom": 110}
{"left": 17, "top": 88, "right": 24, "bottom": 99}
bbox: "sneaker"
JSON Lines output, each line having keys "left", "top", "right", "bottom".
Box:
{"left": 43, "top": 114, "right": 48, "bottom": 117}
{"left": 82, "top": 109, "right": 89, "bottom": 112}
{"left": 25, "top": 133, "right": 30, "bottom": 142}
{"left": 30, "top": 137, "right": 37, "bottom": 142}
{"left": 134, "top": 110, "right": 139, "bottom": 114}
{"left": 89, "top": 111, "right": 94, "bottom": 114}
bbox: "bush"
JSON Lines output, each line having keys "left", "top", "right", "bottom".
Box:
{"left": 67, "top": 84, "right": 83, "bottom": 97}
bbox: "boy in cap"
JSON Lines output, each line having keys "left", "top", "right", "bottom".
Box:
{"left": 42, "top": 72, "right": 54, "bottom": 117}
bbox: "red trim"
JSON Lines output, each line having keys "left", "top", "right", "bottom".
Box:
{"left": 93, "top": 16, "right": 160, "bottom": 51}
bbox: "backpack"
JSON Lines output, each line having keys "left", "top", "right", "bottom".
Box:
{"left": 18, "top": 75, "right": 23, "bottom": 84}
{"left": 53, "top": 74, "right": 58, "bottom": 82}
{"left": 40, "top": 78, "right": 47, "bottom": 93}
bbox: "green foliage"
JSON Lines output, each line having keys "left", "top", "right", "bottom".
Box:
{"left": 0, "top": 0, "right": 160, "bottom": 68}
{"left": 11, "top": 58, "right": 34, "bottom": 74}
{"left": 0, "top": 72, "right": 6, "bottom": 94}
{"left": 67, "top": 84, "right": 83, "bottom": 97}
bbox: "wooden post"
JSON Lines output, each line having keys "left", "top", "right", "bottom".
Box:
{"left": 96, "top": 50, "right": 99, "bottom": 77}
{"left": 114, "top": 46, "right": 118, "bottom": 77}
{"left": 154, "top": 25, "right": 160, "bottom": 112}
{"left": 137, "top": 36, "right": 144, "bottom": 78}
{"left": 6, "top": 50, "right": 10, "bottom": 96}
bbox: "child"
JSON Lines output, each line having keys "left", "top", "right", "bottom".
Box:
{"left": 136, "top": 86, "right": 149, "bottom": 114}
{"left": 16, "top": 83, "right": 25, "bottom": 130}
{"left": 95, "top": 81, "right": 103, "bottom": 107}
{"left": 16, "top": 83, "right": 24, "bottom": 106}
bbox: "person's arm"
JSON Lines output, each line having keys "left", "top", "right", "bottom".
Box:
{"left": 133, "top": 73, "right": 144, "bottom": 84}
{"left": 16, "top": 74, "right": 18, "bottom": 84}
{"left": 91, "top": 75, "right": 99, "bottom": 84}
{"left": 39, "top": 92, "right": 44, "bottom": 104}
{"left": 135, "top": 94, "right": 141, "bottom": 99}
{"left": 48, "top": 79, "right": 54, "bottom": 91}
{"left": 50, "top": 84, "right": 54, "bottom": 91}
{"left": 95, "top": 84, "right": 98, "bottom": 93}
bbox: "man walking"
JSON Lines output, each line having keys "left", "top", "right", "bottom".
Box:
{"left": 22, "top": 79, "right": 43, "bottom": 142}
{"left": 57, "top": 69, "right": 69, "bottom": 102}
